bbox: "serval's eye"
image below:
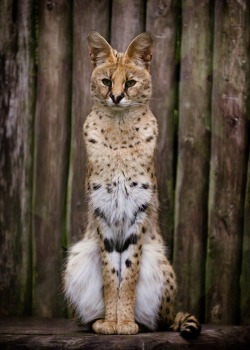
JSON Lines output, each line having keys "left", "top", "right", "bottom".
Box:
{"left": 102, "top": 78, "right": 112, "bottom": 87}
{"left": 125, "top": 80, "right": 136, "bottom": 88}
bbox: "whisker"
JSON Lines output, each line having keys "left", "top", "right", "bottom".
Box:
{"left": 131, "top": 102, "right": 148, "bottom": 107}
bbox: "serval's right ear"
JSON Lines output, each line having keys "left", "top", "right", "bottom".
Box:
{"left": 87, "top": 31, "right": 115, "bottom": 68}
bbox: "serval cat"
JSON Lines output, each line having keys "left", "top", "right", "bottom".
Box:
{"left": 64, "top": 31, "right": 201, "bottom": 338}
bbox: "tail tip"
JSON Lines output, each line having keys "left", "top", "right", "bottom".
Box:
{"left": 180, "top": 324, "right": 201, "bottom": 339}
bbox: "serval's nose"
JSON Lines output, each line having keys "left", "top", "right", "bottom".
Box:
{"left": 110, "top": 92, "right": 124, "bottom": 105}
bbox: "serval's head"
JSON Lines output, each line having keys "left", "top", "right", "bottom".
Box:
{"left": 87, "top": 31, "right": 153, "bottom": 110}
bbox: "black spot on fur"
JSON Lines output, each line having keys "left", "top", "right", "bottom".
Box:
{"left": 93, "top": 183, "right": 101, "bottom": 190}
{"left": 131, "top": 203, "right": 148, "bottom": 225}
{"left": 129, "top": 234, "right": 138, "bottom": 244}
{"left": 111, "top": 268, "right": 116, "bottom": 274}
{"left": 142, "top": 226, "right": 146, "bottom": 234}
{"left": 130, "top": 182, "right": 138, "bottom": 187}
{"left": 94, "top": 208, "right": 109, "bottom": 225}
{"left": 141, "top": 183, "right": 149, "bottom": 189}
{"left": 94, "top": 207, "right": 104, "bottom": 219}
{"left": 139, "top": 203, "right": 148, "bottom": 212}
{"left": 146, "top": 136, "right": 154, "bottom": 142}
{"left": 89, "top": 139, "right": 97, "bottom": 144}
{"left": 115, "top": 234, "right": 138, "bottom": 253}
{"left": 125, "top": 259, "right": 131, "bottom": 268}
{"left": 104, "top": 238, "right": 114, "bottom": 253}
{"left": 106, "top": 184, "right": 112, "bottom": 193}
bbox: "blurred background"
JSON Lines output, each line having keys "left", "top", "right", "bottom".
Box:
{"left": 0, "top": 0, "right": 249, "bottom": 325}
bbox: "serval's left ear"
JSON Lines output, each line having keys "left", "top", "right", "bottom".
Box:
{"left": 125, "top": 32, "right": 153, "bottom": 71}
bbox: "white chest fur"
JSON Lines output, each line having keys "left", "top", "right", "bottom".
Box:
{"left": 89, "top": 167, "right": 153, "bottom": 240}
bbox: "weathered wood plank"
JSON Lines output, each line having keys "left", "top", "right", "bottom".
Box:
{"left": 0, "top": 319, "right": 250, "bottom": 350}
{"left": 241, "top": 148, "right": 250, "bottom": 324}
{"left": 173, "top": 0, "right": 212, "bottom": 320}
{"left": 0, "top": 0, "right": 35, "bottom": 315}
{"left": 67, "top": 0, "right": 111, "bottom": 244}
{"left": 111, "top": 0, "right": 145, "bottom": 52}
{"left": 206, "top": 0, "right": 250, "bottom": 324}
{"left": 146, "top": 0, "right": 177, "bottom": 252}
{"left": 32, "top": 0, "right": 72, "bottom": 317}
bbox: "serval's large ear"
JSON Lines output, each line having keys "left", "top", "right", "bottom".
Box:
{"left": 125, "top": 32, "right": 153, "bottom": 70}
{"left": 87, "top": 31, "right": 113, "bottom": 68}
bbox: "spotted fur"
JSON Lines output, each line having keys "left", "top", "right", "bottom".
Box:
{"left": 63, "top": 31, "right": 201, "bottom": 337}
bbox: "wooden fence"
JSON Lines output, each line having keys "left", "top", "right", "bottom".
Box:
{"left": 0, "top": 0, "right": 249, "bottom": 325}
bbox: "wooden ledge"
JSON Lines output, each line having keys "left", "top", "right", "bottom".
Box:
{"left": 0, "top": 318, "right": 249, "bottom": 349}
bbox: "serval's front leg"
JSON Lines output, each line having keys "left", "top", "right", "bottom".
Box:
{"left": 92, "top": 227, "right": 119, "bottom": 335}
{"left": 116, "top": 227, "right": 145, "bottom": 335}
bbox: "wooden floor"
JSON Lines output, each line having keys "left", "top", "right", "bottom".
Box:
{"left": 0, "top": 318, "right": 249, "bottom": 349}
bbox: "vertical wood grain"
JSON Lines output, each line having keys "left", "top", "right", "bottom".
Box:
{"left": 32, "top": 0, "right": 72, "bottom": 317}
{"left": 0, "top": 1, "right": 249, "bottom": 323}
{"left": 173, "top": 0, "right": 212, "bottom": 320}
{"left": 206, "top": 0, "right": 250, "bottom": 324}
{"left": 0, "top": 0, "right": 35, "bottom": 316}
{"left": 146, "top": 0, "right": 177, "bottom": 252}
{"left": 67, "top": 0, "right": 111, "bottom": 244}
{"left": 111, "top": 0, "right": 145, "bottom": 52}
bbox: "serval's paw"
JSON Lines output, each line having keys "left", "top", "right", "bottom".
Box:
{"left": 117, "top": 321, "right": 139, "bottom": 335}
{"left": 92, "top": 319, "right": 117, "bottom": 335}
